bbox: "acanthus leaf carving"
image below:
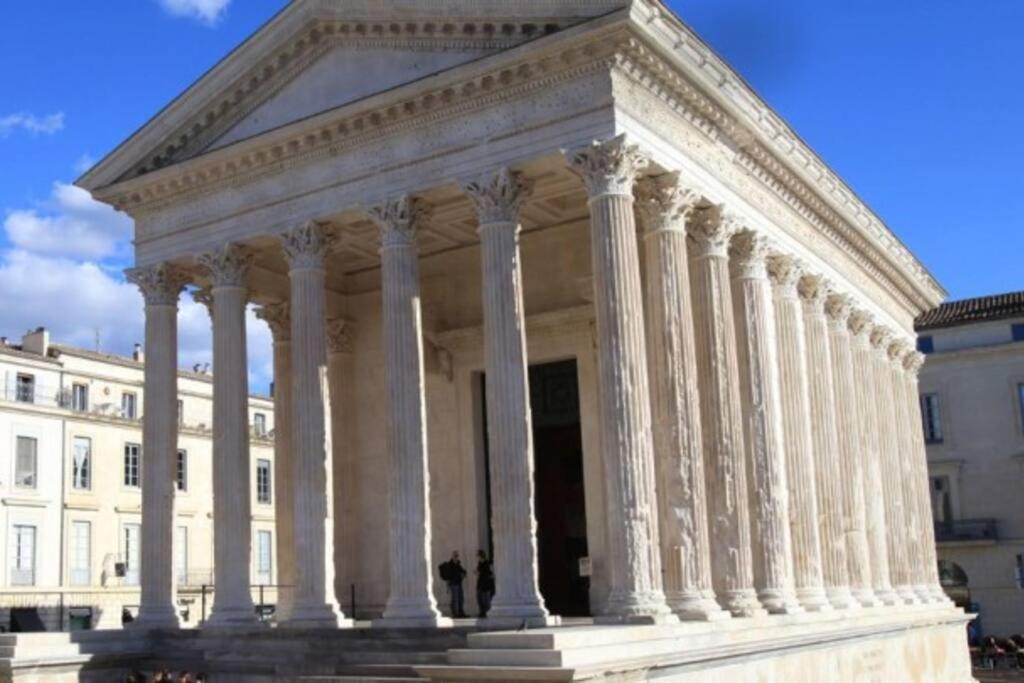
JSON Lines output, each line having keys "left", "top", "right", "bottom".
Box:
{"left": 326, "top": 317, "right": 355, "bottom": 355}
{"left": 634, "top": 171, "right": 701, "bottom": 235}
{"left": 196, "top": 243, "right": 253, "bottom": 288}
{"left": 687, "top": 204, "right": 735, "bottom": 258}
{"left": 125, "top": 263, "right": 190, "bottom": 307}
{"left": 366, "top": 195, "right": 431, "bottom": 249}
{"left": 463, "top": 167, "right": 533, "bottom": 225}
{"left": 280, "top": 220, "right": 336, "bottom": 270}
{"left": 565, "top": 134, "right": 650, "bottom": 197}
{"left": 255, "top": 301, "right": 290, "bottom": 342}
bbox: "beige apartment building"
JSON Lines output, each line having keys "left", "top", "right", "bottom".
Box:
{"left": 0, "top": 327, "right": 276, "bottom": 631}
{"left": 918, "top": 291, "right": 1024, "bottom": 637}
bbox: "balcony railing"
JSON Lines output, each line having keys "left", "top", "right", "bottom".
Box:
{"left": 934, "top": 518, "right": 998, "bottom": 543}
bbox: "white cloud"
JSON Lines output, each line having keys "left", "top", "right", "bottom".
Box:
{"left": 3, "top": 183, "right": 133, "bottom": 260}
{"left": 157, "top": 0, "right": 231, "bottom": 25}
{"left": 0, "top": 112, "right": 64, "bottom": 138}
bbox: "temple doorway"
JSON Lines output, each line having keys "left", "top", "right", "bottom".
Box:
{"left": 479, "top": 359, "right": 590, "bottom": 617}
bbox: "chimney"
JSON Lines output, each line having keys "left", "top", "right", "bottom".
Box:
{"left": 133, "top": 343, "right": 144, "bottom": 363}
{"left": 22, "top": 327, "right": 50, "bottom": 356}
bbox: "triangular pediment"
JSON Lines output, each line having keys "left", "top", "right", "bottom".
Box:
{"left": 206, "top": 44, "right": 494, "bottom": 152}
{"left": 79, "top": 0, "right": 633, "bottom": 191}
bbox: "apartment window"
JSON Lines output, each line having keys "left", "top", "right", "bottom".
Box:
{"left": 177, "top": 399, "right": 184, "bottom": 427}
{"left": 15, "top": 436, "right": 38, "bottom": 489}
{"left": 121, "top": 392, "right": 137, "bottom": 419}
{"left": 123, "top": 523, "right": 141, "bottom": 586}
{"left": 921, "top": 393, "right": 943, "bottom": 444}
{"left": 176, "top": 450, "right": 188, "bottom": 492}
{"left": 1013, "top": 324, "right": 1024, "bottom": 343}
{"left": 70, "top": 521, "right": 91, "bottom": 587}
{"left": 917, "top": 336, "right": 934, "bottom": 354}
{"left": 72, "top": 383, "right": 89, "bottom": 412}
{"left": 256, "top": 459, "right": 272, "bottom": 504}
{"left": 254, "top": 413, "right": 267, "bottom": 437}
{"left": 175, "top": 526, "right": 188, "bottom": 586}
{"left": 255, "top": 530, "right": 272, "bottom": 585}
{"left": 10, "top": 525, "right": 36, "bottom": 586}
{"left": 72, "top": 437, "right": 91, "bottom": 490}
{"left": 15, "top": 374, "right": 34, "bottom": 403}
{"left": 124, "top": 443, "right": 141, "bottom": 488}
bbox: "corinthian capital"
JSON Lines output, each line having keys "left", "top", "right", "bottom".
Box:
{"left": 196, "top": 243, "right": 253, "bottom": 288}
{"left": 797, "top": 273, "right": 830, "bottom": 306}
{"left": 191, "top": 287, "right": 213, "bottom": 315}
{"left": 367, "top": 195, "right": 431, "bottom": 249}
{"left": 634, "top": 172, "right": 700, "bottom": 235}
{"left": 847, "top": 310, "right": 874, "bottom": 341}
{"left": 255, "top": 301, "right": 290, "bottom": 343}
{"left": 327, "top": 317, "right": 355, "bottom": 355}
{"left": 280, "top": 220, "right": 336, "bottom": 270}
{"left": 903, "top": 350, "right": 926, "bottom": 376}
{"left": 887, "top": 339, "right": 911, "bottom": 368}
{"left": 687, "top": 204, "right": 736, "bottom": 258}
{"left": 869, "top": 326, "right": 893, "bottom": 353}
{"left": 766, "top": 253, "right": 803, "bottom": 295}
{"left": 565, "top": 134, "right": 649, "bottom": 197}
{"left": 824, "top": 293, "right": 853, "bottom": 331}
{"left": 126, "top": 263, "right": 189, "bottom": 307}
{"left": 463, "top": 168, "right": 533, "bottom": 225}
{"left": 729, "top": 228, "right": 771, "bottom": 279}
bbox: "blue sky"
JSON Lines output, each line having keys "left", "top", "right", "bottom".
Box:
{"left": 1, "top": 0, "right": 1021, "bottom": 389}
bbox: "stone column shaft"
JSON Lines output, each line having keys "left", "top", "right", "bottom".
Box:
{"left": 126, "top": 264, "right": 187, "bottom": 629}
{"left": 849, "top": 315, "right": 898, "bottom": 606}
{"left": 687, "top": 207, "right": 764, "bottom": 618}
{"left": 257, "top": 303, "right": 296, "bottom": 622}
{"left": 767, "top": 257, "right": 830, "bottom": 612}
{"left": 281, "top": 223, "right": 346, "bottom": 627}
{"left": 368, "top": 197, "right": 446, "bottom": 627}
{"left": 198, "top": 245, "right": 259, "bottom": 627}
{"left": 798, "top": 277, "right": 855, "bottom": 610}
{"left": 567, "top": 136, "right": 673, "bottom": 623}
{"left": 636, "top": 174, "right": 726, "bottom": 622}
{"left": 730, "top": 232, "right": 801, "bottom": 615}
{"left": 465, "top": 169, "right": 553, "bottom": 625}
{"left": 825, "top": 295, "right": 876, "bottom": 607}
{"left": 902, "top": 353, "right": 950, "bottom": 604}
{"left": 878, "top": 340, "right": 919, "bottom": 604}
{"left": 327, "top": 319, "right": 354, "bottom": 611}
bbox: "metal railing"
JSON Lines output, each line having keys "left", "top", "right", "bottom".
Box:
{"left": 934, "top": 518, "right": 998, "bottom": 543}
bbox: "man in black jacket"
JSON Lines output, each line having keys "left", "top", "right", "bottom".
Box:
{"left": 439, "top": 551, "right": 468, "bottom": 618}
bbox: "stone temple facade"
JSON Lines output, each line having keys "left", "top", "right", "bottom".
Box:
{"left": 73, "top": 0, "right": 972, "bottom": 680}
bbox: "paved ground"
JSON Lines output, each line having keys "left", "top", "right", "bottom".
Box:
{"left": 976, "top": 669, "right": 1024, "bottom": 681}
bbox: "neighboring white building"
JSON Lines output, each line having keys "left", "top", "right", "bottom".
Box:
{"left": 917, "top": 292, "right": 1024, "bottom": 637}
{"left": 0, "top": 327, "right": 276, "bottom": 631}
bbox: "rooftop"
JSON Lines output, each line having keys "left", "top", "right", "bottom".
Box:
{"left": 915, "top": 291, "right": 1024, "bottom": 331}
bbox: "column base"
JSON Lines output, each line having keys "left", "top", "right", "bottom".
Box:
{"left": 601, "top": 590, "right": 677, "bottom": 624}
{"left": 722, "top": 589, "right": 769, "bottom": 618}
{"left": 485, "top": 602, "right": 557, "bottom": 627}
{"left": 851, "top": 587, "right": 880, "bottom": 608}
{"left": 131, "top": 605, "right": 181, "bottom": 631}
{"left": 282, "top": 602, "right": 353, "bottom": 629}
{"left": 373, "top": 615, "right": 454, "bottom": 629}
{"left": 872, "top": 586, "right": 902, "bottom": 607}
{"left": 668, "top": 593, "right": 731, "bottom": 622}
{"left": 795, "top": 587, "right": 834, "bottom": 613}
{"left": 594, "top": 612, "right": 680, "bottom": 625}
{"left": 824, "top": 586, "right": 859, "bottom": 611}
{"left": 757, "top": 589, "right": 805, "bottom": 616}
{"left": 895, "top": 585, "right": 921, "bottom": 605}
{"left": 204, "top": 604, "right": 261, "bottom": 629}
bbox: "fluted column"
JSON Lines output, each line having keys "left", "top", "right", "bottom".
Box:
{"left": 824, "top": 295, "right": 876, "bottom": 607}
{"left": 197, "top": 244, "right": 259, "bottom": 627}
{"left": 326, "top": 318, "right": 353, "bottom": 610}
{"left": 280, "top": 222, "right": 347, "bottom": 627}
{"left": 635, "top": 174, "right": 726, "bottom": 622}
{"left": 848, "top": 313, "right": 898, "bottom": 607}
{"left": 463, "top": 169, "right": 554, "bottom": 626}
{"left": 878, "top": 337, "right": 920, "bottom": 604}
{"left": 566, "top": 136, "right": 673, "bottom": 623}
{"left": 367, "top": 197, "right": 447, "bottom": 628}
{"left": 766, "top": 256, "right": 830, "bottom": 612}
{"left": 126, "top": 264, "right": 188, "bottom": 629}
{"left": 798, "top": 276, "right": 855, "bottom": 610}
{"left": 256, "top": 303, "right": 297, "bottom": 622}
{"left": 687, "top": 206, "right": 764, "bottom": 618}
{"left": 902, "top": 352, "right": 951, "bottom": 604}
{"left": 729, "top": 231, "right": 802, "bottom": 616}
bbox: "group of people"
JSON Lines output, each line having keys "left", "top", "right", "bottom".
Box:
{"left": 125, "top": 671, "right": 205, "bottom": 682}
{"left": 438, "top": 550, "right": 495, "bottom": 619}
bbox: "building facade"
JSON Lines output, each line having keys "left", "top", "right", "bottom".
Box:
{"left": 0, "top": 327, "right": 276, "bottom": 630}
{"left": 69, "top": 0, "right": 971, "bottom": 679}
{"left": 917, "top": 292, "right": 1024, "bottom": 638}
